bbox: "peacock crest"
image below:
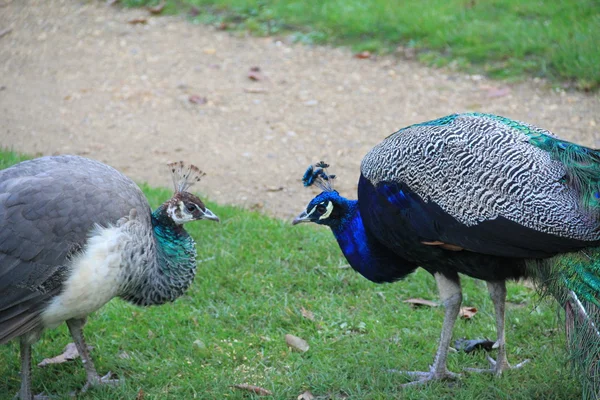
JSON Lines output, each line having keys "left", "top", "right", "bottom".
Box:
{"left": 167, "top": 161, "right": 206, "bottom": 193}
{"left": 302, "top": 161, "right": 336, "bottom": 191}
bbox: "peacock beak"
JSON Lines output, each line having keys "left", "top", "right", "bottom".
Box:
{"left": 200, "top": 207, "right": 220, "bottom": 222}
{"left": 292, "top": 210, "right": 310, "bottom": 225}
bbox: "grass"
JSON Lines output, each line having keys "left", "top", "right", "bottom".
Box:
{"left": 121, "top": 0, "right": 600, "bottom": 91}
{"left": 0, "top": 150, "right": 582, "bottom": 399}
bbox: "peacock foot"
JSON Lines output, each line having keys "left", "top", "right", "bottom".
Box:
{"left": 464, "top": 355, "right": 530, "bottom": 375}
{"left": 13, "top": 393, "right": 55, "bottom": 400}
{"left": 80, "top": 371, "right": 121, "bottom": 393}
{"left": 389, "top": 367, "right": 461, "bottom": 387}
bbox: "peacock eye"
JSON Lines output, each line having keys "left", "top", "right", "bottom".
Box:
{"left": 316, "top": 204, "right": 327, "bottom": 214}
{"left": 186, "top": 203, "right": 197, "bottom": 212}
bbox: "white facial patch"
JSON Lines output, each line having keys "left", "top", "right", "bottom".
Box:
{"left": 167, "top": 201, "right": 193, "bottom": 225}
{"left": 318, "top": 201, "right": 334, "bottom": 220}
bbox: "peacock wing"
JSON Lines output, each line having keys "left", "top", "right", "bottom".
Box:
{"left": 0, "top": 155, "right": 151, "bottom": 343}
{"left": 360, "top": 113, "right": 600, "bottom": 258}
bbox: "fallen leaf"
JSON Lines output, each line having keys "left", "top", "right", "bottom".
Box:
{"left": 354, "top": 51, "right": 371, "bottom": 59}
{"left": 128, "top": 17, "right": 148, "bottom": 25}
{"left": 188, "top": 95, "right": 207, "bottom": 104}
{"left": 0, "top": 27, "right": 12, "bottom": 39}
{"left": 38, "top": 343, "right": 92, "bottom": 367}
{"left": 247, "top": 66, "right": 265, "bottom": 81}
{"left": 265, "top": 185, "right": 283, "bottom": 192}
{"left": 203, "top": 48, "right": 216, "bottom": 55}
{"left": 244, "top": 87, "right": 268, "bottom": 94}
{"left": 454, "top": 338, "right": 495, "bottom": 353}
{"left": 300, "top": 307, "right": 315, "bottom": 321}
{"left": 232, "top": 384, "right": 272, "bottom": 396}
{"left": 486, "top": 87, "right": 511, "bottom": 98}
{"left": 217, "top": 22, "right": 229, "bottom": 30}
{"left": 136, "top": 388, "right": 144, "bottom": 400}
{"left": 147, "top": 2, "right": 165, "bottom": 14}
{"left": 459, "top": 306, "right": 477, "bottom": 319}
{"left": 285, "top": 334, "right": 309, "bottom": 352}
{"left": 403, "top": 298, "right": 438, "bottom": 308}
{"left": 298, "top": 390, "right": 315, "bottom": 400}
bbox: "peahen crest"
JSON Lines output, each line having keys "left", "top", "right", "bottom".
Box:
{"left": 302, "top": 161, "right": 336, "bottom": 191}
{"left": 167, "top": 161, "right": 206, "bottom": 193}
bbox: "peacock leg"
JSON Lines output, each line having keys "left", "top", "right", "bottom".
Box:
{"left": 465, "top": 280, "right": 529, "bottom": 374}
{"left": 18, "top": 336, "right": 33, "bottom": 400}
{"left": 66, "top": 318, "right": 120, "bottom": 393}
{"left": 392, "top": 272, "right": 462, "bottom": 386}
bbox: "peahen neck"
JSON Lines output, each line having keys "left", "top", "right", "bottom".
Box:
{"left": 120, "top": 204, "right": 197, "bottom": 306}
{"left": 330, "top": 198, "right": 417, "bottom": 283}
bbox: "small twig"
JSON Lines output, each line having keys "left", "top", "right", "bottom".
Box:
{"left": 198, "top": 256, "right": 215, "bottom": 263}
{"left": 0, "top": 28, "right": 12, "bottom": 39}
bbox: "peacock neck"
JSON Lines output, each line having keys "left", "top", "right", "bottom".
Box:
{"left": 120, "top": 204, "right": 197, "bottom": 306}
{"left": 330, "top": 200, "right": 418, "bottom": 283}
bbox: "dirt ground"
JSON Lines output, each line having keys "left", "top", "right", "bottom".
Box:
{"left": 1, "top": 0, "right": 599, "bottom": 220}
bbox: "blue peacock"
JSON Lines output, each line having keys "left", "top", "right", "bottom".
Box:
{"left": 0, "top": 156, "right": 219, "bottom": 399}
{"left": 293, "top": 113, "right": 600, "bottom": 395}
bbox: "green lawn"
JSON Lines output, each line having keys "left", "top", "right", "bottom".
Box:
{"left": 0, "top": 151, "right": 582, "bottom": 399}
{"left": 122, "top": 0, "right": 600, "bottom": 91}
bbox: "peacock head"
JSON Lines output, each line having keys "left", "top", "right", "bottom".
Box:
{"left": 293, "top": 161, "right": 351, "bottom": 228}
{"left": 165, "top": 161, "right": 219, "bottom": 225}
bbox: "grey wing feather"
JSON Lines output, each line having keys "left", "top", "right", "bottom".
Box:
{"left": 361, "top": 113, "right": 600, "bottom": 242}
{"left": 0, "top": 155, "right": 151, "bottom": 343}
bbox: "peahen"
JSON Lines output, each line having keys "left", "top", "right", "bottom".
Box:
{"left": 293, "top": 113, "right": 600, "bottom": 395}
{"left": 0, "top": 155, "right": 219, "bottom": 399}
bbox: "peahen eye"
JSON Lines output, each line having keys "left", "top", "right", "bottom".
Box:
{"left": 316, "top": 204, "right": 327, "bottom": 214}
{"left": 186, "top": 203, "right": 197, "bottom": 212}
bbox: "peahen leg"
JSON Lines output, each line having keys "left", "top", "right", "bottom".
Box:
{"left": 392, "top": 272, "right": 462, "bottom": 386}
{"left": 465, "top": 280, "right": 529, "bottom": 374}
{"left": 66, "top": 318, "right": 120, "bottom": 393}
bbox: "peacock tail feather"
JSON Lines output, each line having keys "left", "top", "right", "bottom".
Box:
{"left": 528, "top": 248, "right": 600, "bottom": 398}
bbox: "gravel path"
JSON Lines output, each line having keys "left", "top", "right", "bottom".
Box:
{"left": 1, "top": 0, "right": 599, "bottom": 219}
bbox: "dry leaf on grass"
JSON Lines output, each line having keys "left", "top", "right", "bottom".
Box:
{"left": 244, "top": 87, "right": 269, "bottom": 94}
{"left": 459, "top": 306, "right": 477, "bottom": 319}
{"left": 403, "top": 298, "right": 438, "bottom": 308}
{"left": 285, "top": 334, "right": 309, "bottom": 352}
{"left": 300, "top": 307, "right": 315, "bottom": 321}
{"left": 233, "top": 384, "right": 272, "bottom": 396}
{"left": 298, "top": 390, "right": 315, "bottom": 400}
{"left": 128, "top": 17, "right": 148, "bottom": 25}
{"left": 136, "top": 388, "right": 144, "bottom": 400}
{"left": 354, "top": 51, "right": 371, "bottom": 59}
{"left": 189, "top": 95, "right": 207, "bottom": 105}
{"left": 247, "top": 66, "right": 265, "bottom": 81}
{"left": 38, "top": 342, "right": 92, "bottom": 367}
{"left": 147, "top": 2, "right": 165, "bottom": 14}
{"left": 454, "top": 338, "right": 495, "bottom": 353}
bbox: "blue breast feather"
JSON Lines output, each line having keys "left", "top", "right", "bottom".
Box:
{"left": 331, "top": 200, "right": 417, "bottom": 283}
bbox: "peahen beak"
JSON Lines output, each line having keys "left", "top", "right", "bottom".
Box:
{"left": 292, "top": 210, "right": 310, "bottom": 225}
{"left": 200, "top": 207, "right": 220, "bottom": 222}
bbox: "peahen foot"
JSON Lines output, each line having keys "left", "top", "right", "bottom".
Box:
{"left": 465, "top": 355, "right": 530, "bottom": 375}
{"left": 79, "top": 371, "right": 121, "bottom": 393}
{"left": 390, "top": 366, "right": 461, "bottom": 387}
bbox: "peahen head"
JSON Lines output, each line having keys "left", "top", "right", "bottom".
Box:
{"left": 162, "top": 161, "right": 219, "bottom": 225}
{"left": 293, "top": 162, "right": 355, "bottom": 229}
